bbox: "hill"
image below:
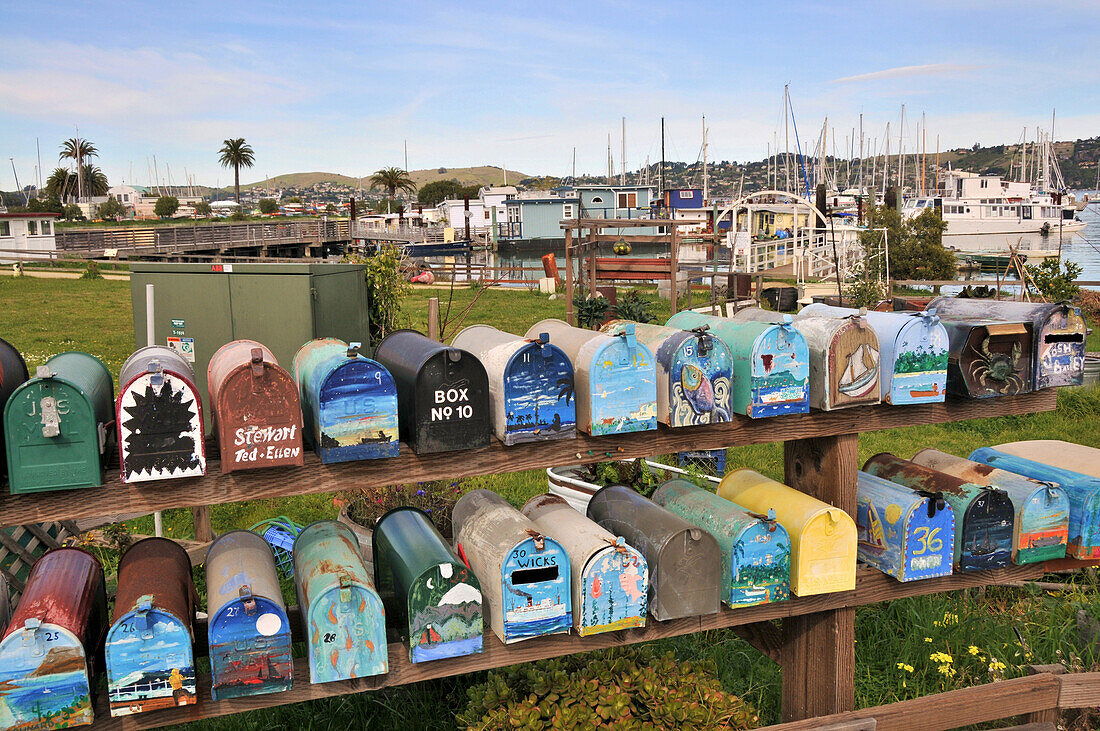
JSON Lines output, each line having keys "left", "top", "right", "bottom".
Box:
{"left": 241, "top": 172, "right": 361, "bottom": 189}
{"left": 240, "top": 166, "right": 530, "bottom": 192}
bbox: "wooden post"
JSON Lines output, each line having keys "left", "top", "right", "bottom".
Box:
{"left": 588, "top": 228, "right": 598, "bottom": 295}
{"left": 427, "top": 297, "right": 440, "bottom": 341}
{"left": 1023, "top": 664, "right": 1065, "bottom": 724}
{"left": 192, "top": 506, "right": 213, "bottom": 542}
{"left": 669, "top": 225, "right": 679, "bottom": 314}
{"left": 564, "top": 227, "right": 575, "bottom": 326}
{"left": 755, "top": 274, "right": 763, "bottom": 305}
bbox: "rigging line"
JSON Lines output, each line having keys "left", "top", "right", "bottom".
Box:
{"left": 787, "top": 94, "right": 812, "bottom": 198}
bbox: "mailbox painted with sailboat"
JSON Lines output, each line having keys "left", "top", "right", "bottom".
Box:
{"left": 717, "top": 469, "right": 857, "bottom": 596}
{"left": 117, "top": 346, "right": 206, "bottom": 483}
{"left": 863, "top": 453, "right": 1013, "bottom": 571}
{"left": 207, "top": 340, "right": 304, "bottom": 473}
{"left": 292, "top": 521, "right": 387, "bottom": 683}
{"left": 105, "top": 538, "right": 197, "bottom": 717}
{"left": 856, "top": 471, "right": 955, "bottom": 582}
{"left": 652, "top": 479, "right": 790, "bottom": 606}
{"left": 932, "top": 315, "right": 1034, "bottom": 398}
{"left": 599, "top": 320, "right": 733, "bottom": 427}
{"left": 910, "top": 449, "right": 1069, "bottom": 564}
{"left": 800, "top": 305, "right": 948, "bottom": 405}
{"left": 525, "top": 319, "right": 657, "bottom": 436}
{"left": 374, "top": 330, "right": 491, "bottom": 454}
{"left": 451, "top": 325, "right": 576, "bottom": 445}
{"left": 586, "top": 484, "right": 721, "bottom": 621}
{"left": 205, "top": 531, "right": 293, "bottom": 700}
{"left": 665, "top": 311, "right": 809, "bottom": 418}
{"left": 0, "top": 336, "right": 30, "bottom": 482}
{"left": 373, "top": 507, "right": 483, "bottom": 662}
{"left": 0, "top": 548, "right": 107, "bottom": 731}
{"left": 453, "top": 489, "right": 571, "bottom": 643}
{"left": 521, "top": 494, "right": 648, "bottom": 636}
{"left": 293, "top": 338, "right": 399, "bottom": 463}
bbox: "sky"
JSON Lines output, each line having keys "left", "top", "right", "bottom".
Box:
{"left": 2, "top": 1, "right": 1099, "bottom": 190}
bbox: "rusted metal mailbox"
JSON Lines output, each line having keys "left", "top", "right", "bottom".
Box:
{"left": 600, "top": 320, "right": 733, "bottom": 426}
{"left": 910, "top": 449, "right": 1069, "bottom": 565}
{"left": 0, "top": 548, "right": 107, "bottom": 731}
{"left": 585, "top": 484, "right": 720, "bottom": 620}
{"left": 4, "top": 352, "right": 114, "bottom": 494}
{"left": 0, "top": 337, "right": 29, "bottom": 481}
{"left": 665, "top": 311, "right": 809, "bottom": 418}
{"left": 863, "top": 454, "right": 1014, "bottom": 571}
{"left": 930, "top": 298, "right": 1086, "bottom": 388}
{"left": 856, "top": 471, "right": 955, "bottom": 582}
{"left": 525, "top": 319, "right": 657, "bottom": 435}
{"left": 717, "top": 469, "right": 857, "bottom": 596}
{"left": 293, "top": 338, "right": 399, "bottom": 463}
{"left": 205, "top": 531, "right": 293, "bottom": 700}
{"left": 106, "top": 538, "right": 197, "bottom": 717}
{"left": 970, "top": 444, "right": 1100, "bottom": 559}
{"left": 453, "top": 489, "right": 571, "bottom": 643}
{"left": 452, "top": 325, "right": 576, "bottom": 445}
{"left": 293, "top": 521, "right": 387, "bottom": 683}
{"left": 652, "top": 478, "right": 790, "bottom": 606}
{"left": 207, "top": 340, "right": 304, "bottom": 473}
{"left": 800, "top": 305, "right": 949, "bottom": 405}
{"left": 374, "top": 330, "right": 491, "bottom": 454}
{"left": 373, "top": 507, "right": 483, "bottom": 662}
{"left": 117, "top": 346, "right": 206, "bottom": 483}
{"left": 521, "top": 494, "right": 648, "bottom": 635}
{"left": 930, "top": 314, "right": 1034, "bottom": 398}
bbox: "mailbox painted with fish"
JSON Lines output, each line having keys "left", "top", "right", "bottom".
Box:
{"left": 856, "top": 471, "right": 955, "bottom": 582}
{"left": 293, "top": 338, "right": 399, "bottom": 463}
{"left": 522, "top": 494, "right": 648, "bottom": 636}
{"left": 0, "top": 337, "right": 30, "bottom": 481}
{"left": 453, "top": 490, "right": 571, "bottom": 643}
{"left": 525, "top": 319, "right": 656, "bottom": 436}
{"left": 932, "top": 316, "right": 1033, "bottom": 398}
{"left": 293, "top": 521, "right": 387, "bottom": 683}
{"left": 652, "top": 479, "right": 790, "bottom": 606}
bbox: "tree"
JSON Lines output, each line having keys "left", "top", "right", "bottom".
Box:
{"left": 46, "top": 168, "right": 77, "bottom": 202}
{"left": 45, "top": 165, "right": 107, "bottom": 201}
{"left": 370, "top": 167, "right": 416, "bottom": 201}
{"left": 58, "top": 138, "right": 98, "bottom": 200}
{"left": 62, "top": 204, "right": 85, "bottom": 221}
{"left": 416, "top": 179, "right": 480, "bottom": 206}
{"left": 217, "top": 138, "right": 255, "bottom": 204}
{"left": 258, "top": 198, "right": 279, "bottom": 214}
{"left": 193, "top": 200, "right": 212, "bottom": 217}
{"left": 324, "top": 202, "right": 336, "bottom": 214}
{"left": 81, "top": 165, "right": 109, "bottom": 197}
{"left": 286, "top": 196, "right": 302, "bottom": 204}
{"left": 154, "top": 195, "right": 180, "bottom": 218}
{"left": 893, "top": 208, "right": 955, "bottom": 280}
{"left": 1025, "top": 257, "right": 1083, "bottom": 301}
{"left": 96, "top": 197, "right": 125, "bottom": 219}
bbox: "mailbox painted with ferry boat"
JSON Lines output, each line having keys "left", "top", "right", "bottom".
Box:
{"left": 856, "top": 471, "right": 955, "bottom": 582}
{"left": 0, "top": 337, "right": 30, "bottom": 481}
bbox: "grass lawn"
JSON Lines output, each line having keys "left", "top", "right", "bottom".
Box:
{"left": 2, "top": 276, "right": 1100, "bottom": 728}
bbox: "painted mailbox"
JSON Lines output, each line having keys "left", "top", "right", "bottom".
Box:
{"left": 292, "top": 338, "right": 399, "bottom": 463}
{"left": 205, "top": 531, "right": 293, "bottom": 700}
{"left": 665, "top": 311, "right": 809, "bottom": 418}
{"left": 0, "top": 548, "right": 107, "bottom": 731}
{"left": 207, "top": 340, "right": 304, "bottom": 473}
{"left": 525, "top": 319, "right": 656, "bottom": 436}
{"left": 373, "top": 507, "right": 483, "bottom": 662}
{"left": 0, "top": 337, "right": 29, "bottom": 481}
{"left": 4, "top": 352, "right": 114, "bottom": 494}
{"left": 117, "top": 346, "right": 206, "bottom": 483}
{"left": 652, "top": 478, "right": 790, "bottom": 606}
{"left": 521, "top": 494, "right": 648, "bottom": 635}
{"left": 717, "top": 469, "right": 857, "bottom": 596}
{"left": 374, "top": 330, "right": 491, "bottom": 454}
{"left": 599, "top": 320, "right": 733, "bottom": 426}
{"left": 451, "top": 325, "right": 576, "bottom": 445}
{"left": 990, "top": 440, "right": 1100, "bottom": 480}
{"left": 932, "top": 316, "right": 1034, "bottom": 398}
{"left": 863, "top": 454, "right": 1014, "bottom": 571}
{"left": 105, "top": 538, "right": 197, "bottom": 717}
{"left": 855, "top": 471, "right": 955, "bottom": 582}
{"left": 586, "top": 484, "right": 721, "bottom": 621}
{"left": 910, "top": 449, "right": 1069, "bottom": 564}
{"left": 800, "top": 305, "right": 948, "bottom": 405}
{"left": 292, "top": 521, "right": 387, "bottom": 683}
{"left": 0, "top": 575, "right": 9, "bottom": 637}
{"left": 452, "top": 489, "right": 571, "bottom": 643}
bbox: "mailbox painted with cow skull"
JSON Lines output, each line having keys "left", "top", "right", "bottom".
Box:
{"left": 856, "top": 471, "right": 955, "bottom": 582}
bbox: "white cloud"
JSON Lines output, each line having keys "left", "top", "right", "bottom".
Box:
{"left": 831, "top": 63, "right": 982, "bottom": 84}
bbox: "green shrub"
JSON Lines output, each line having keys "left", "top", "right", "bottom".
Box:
{"left": 573, "top": 293, "right": 610, "bottom": 329}
{"left": 80, "top": 261, "right": 103, "bottom": 280}
{"left": 1025, "top": 257, "right": 1082, "bottom": 302}
{"left": 154, "top": 195, "right": 179, "bottom": 218}
{"left": 613, "top": 289, "right": 657, "bottom": 323}
{"left": 258, "top": 198, "right": 279, "bottom": 215}
{"left": 344, "top": 244, "right": 408, "bottom": 344}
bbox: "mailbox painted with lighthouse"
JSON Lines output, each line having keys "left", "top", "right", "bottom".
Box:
{"left": 856, "top": 471, "right": 955, "bottom": 582}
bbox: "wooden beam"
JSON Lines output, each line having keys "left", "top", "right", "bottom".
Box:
{"left": 1058, "top": 671, "right": 1100, "bottom": 708}
{"left": 564, "top": 227, "right": 574, "bottom": 326}
{"left": 670, "top": 224, "right": 679, "bottom": 314}
{"left": 731, "top": 621, "right": 784, "bottom": 663}
{"left": 561, "top": 218, "right": 693, "bottom": 229}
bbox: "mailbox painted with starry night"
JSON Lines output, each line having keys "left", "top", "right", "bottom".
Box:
{"left": 856, "top": 471, "right": 955, "bottom": 582}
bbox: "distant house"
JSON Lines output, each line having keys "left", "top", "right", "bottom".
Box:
{"left": 657, "top": 188, "right": 704, "bottom": 211}
{"left": 108, "top": 184, "right": 149, "bottom": 207}
{"left": 574, "top": 184, "right": 656, "bottom": 220}
{"left": 437, "top": 185, "right": 517, "bottom": 234}
{"left": 498, "top": 191, "right": 579, "bottom": 242}
{"left": 0, "top": 211, "right": 60, "bottom": 262}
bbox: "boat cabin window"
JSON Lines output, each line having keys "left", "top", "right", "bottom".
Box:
{"left": 590, "top": 196, "right": 603, "bottom": 204}
{"left": 562, "top": 203, "right": 576, "bottom": 219}
{"left": 617, "top": 192, "right": 638, "bottom": 208}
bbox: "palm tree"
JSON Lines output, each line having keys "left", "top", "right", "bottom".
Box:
{"left": 369, "top": 167, "right": 416, "bottom": 201}
{"left": 58, "top": 138, "right": 98, "bottom": 200}
{"left": 46, "top": 164, "right": 108, "bottom": 202}
{"left": 46, "top": 167, "right": 77, "bottom": 202}
{"left": 218, "top": 138, "right": 256, "bottom": 204}
{"left": 82, "top": 165, "right": 109, "bottom": 197}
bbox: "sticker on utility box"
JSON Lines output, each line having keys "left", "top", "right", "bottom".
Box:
{"left": 167, "top": 336, "right": 196, "bottom": 362}
{"left": 171, "top": 319, "right": 185, "bottom": 328}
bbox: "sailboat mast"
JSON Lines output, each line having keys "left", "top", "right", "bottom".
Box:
{"left": 660, "top": 116, "right": 666, "bottom": 197}
{"left": 898, "top": 105, "right": 905, "bottom": 192}
{"left": 620, "top": 117, "right": 625, "bottom": 186}
{"left": 784, "top": 85, "right": 791, "bottom": 192}
{"left": 858, "top": 113, "right": 864, "bottom": 195}
{"left": 883, "top": 122, "right": 891, "bottom": 196}
{"left": 702, "top": 114, "right": 708, "bottom": 204}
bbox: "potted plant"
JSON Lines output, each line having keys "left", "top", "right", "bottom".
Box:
{"left": 546, "top": 459, "right": 665, "bottom": 512}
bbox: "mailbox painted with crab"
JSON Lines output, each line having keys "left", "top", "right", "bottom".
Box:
{"left": 599, "top": 320, "right": 733, "bottom": 427}
{"left": 855, "top": 471, "right": 955, "bottom": 582}
{"left": 652, "top": 478, "right": 791, "bottom": 606}
{"left": 525, "top": 319, "right": 657, "bottom": 436}
{"left": 863, "top": 454, "right": 1014, "bottom": 572}
{"left": 293, "top": 338, "right": 399, "bottom": 463}
{"left": 933, "top": 316, "right": 1033, "bottom": 398}
{"left": 207, "top": 340, "right": 304, "bottom": 473}
{"left": 910, "top": 449, "right": 1069, "bottom": 565}
{"left": 205, "top": 531, "right": 293, "bottom": 700}
{"left": 0, "top": 336, "right": 30, "bottom": 482}
{"left": 293, "top": 521, "right": 387, "bottom": 683}
{"left": 373, "top": 507, "right": 483, "bottom": 662}
{"left": 451, "top": 325, "right": 576, "bottom": 445}
{"left": 117, "top": 346, "right": 206, "bottom": 483}
{"left": 105, "top": 538, "right": 197, "bottom": 717}
{"left": 453, "top": 489, "right": 571, "bottom": 643}
{"left": 665, "top": 311, "right": 810, "bottom": 418}
{"left": 969, "top": 444, "right": 1100, "bottom": 560}
{"left": 4, "top": 352, "right": 114, "bottom": 494}
{"left": 0, "top": 548, "right": 107, "bottom": 731}
{"left": 521, "top": 494, "right": 648, "bottom": 636}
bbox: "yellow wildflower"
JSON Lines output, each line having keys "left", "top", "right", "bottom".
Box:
{"left": 896, "top": 663, "right": 914, "bottom": 673}
{"left": 924, "top": 637, "right": 933, "bottom": 643}
{"left": 930, "top": 652, "right": 953, "bottom": 664}
{"left": 968, "top": 646, "right": 980, "bottom": 656}
{"left": 989, "top": 659, "right": 1007, "bottom": 673}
